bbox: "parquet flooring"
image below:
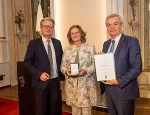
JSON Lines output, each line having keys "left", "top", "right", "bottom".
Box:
{"left": 0, "top": 85, "right": 150, "bottom": 115}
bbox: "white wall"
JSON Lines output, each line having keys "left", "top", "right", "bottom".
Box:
{"left": 55, "top": 0, "right": 107, "bottom": 51}
{"left": 55, "top": 0, "right": 124, "bottom": 107}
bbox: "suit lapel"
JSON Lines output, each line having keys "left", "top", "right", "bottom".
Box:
{"left": 39, "top": 38, "right": 49, "bottom": 61}
{"left": 104, "top": 39, "right": 111, "bottom": 53}
{"left": 114, "top": 34, "right": 125, "bottom": 57}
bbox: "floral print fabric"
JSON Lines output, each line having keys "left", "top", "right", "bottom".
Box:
{"left": 61, "top": 43, "right": 97, "bottom": 107}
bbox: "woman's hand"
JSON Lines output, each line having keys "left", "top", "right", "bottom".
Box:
{"left": 66, "top": 69, "right": 79, "bottom": 78}
{"left": 65, "top": 69, "right": 71, "bottom": 76}
{"left": 60, "top": 81, "right": 65, "bottom": 90}
{"left": 78, "top": 68, "right": 87, "bottom": 77}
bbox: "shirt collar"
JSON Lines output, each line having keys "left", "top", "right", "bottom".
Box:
{"left": 111, "top": 33, "right": 122, "bottom": 42}
{"left": 42, "top": 36, "right": 52, "bottom": 43}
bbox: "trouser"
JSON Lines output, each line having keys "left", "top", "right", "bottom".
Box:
{"left": 34, "top": 78, "right": 62, "bottom": 115}
{"left": 105, "top": 86, "right": 135, "bottom": 115}
{"left": 72, "top": 106, "right": 92, "bottom": 115}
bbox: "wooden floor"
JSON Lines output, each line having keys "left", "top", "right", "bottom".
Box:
{"left": 0, "top": 85, "right": 150, "bottom": 115}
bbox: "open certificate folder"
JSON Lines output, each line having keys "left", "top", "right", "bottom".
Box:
{"left": 94, "top": 53, "right": 116, "bottom": 81}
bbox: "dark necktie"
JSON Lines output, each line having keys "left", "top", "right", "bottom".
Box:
{"left": 109, "top": 40, "right": 115, "bottom": 52}
{"left": 47, "top": 40, "right": 53, "bottom": 78}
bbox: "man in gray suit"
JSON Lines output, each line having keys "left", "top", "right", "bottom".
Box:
{"left": 24, "top": 17, "right": 65, "bottom": 115}
{"left": 100, "top": 14, "right": 142, "bottom": 115}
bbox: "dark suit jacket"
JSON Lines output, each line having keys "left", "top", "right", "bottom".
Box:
{"left": 101, "top": 34, "right": 142, "bottom": 99}
{"left": 24, "top": 37, "right": 65, "bottom": 90}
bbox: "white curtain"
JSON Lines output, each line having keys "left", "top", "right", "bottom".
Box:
{"left": 106, "top": 0, "right": 123, "bottom": 18}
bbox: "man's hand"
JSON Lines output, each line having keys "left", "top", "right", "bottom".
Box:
{"left": 60, "top": 81, "right": 65, "bottom": 90}
{"left": 98, "top": 51, "right": 104, "bottom": 54}
{"left": 40, "top": 72, "right": 50, "bottom": 81}
{"left": 78, "top": 68, "right": 87, "bottom": 77}
{"left": 101, "top": 79, "right": 118, "bottom": 85}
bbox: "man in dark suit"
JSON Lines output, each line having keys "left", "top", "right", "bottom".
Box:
{"left": 100, "top": 14, "right": 142, "bottom": 115}
{"left": 24, "top": 17, "right": 65, "bottom": 115}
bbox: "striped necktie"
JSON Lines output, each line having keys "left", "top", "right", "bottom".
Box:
{"left": 47, "top": 39, "right": 53, "bottom": 78}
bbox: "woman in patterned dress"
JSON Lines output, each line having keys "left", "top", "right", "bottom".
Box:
{"left": 61, "top": 25, "right": 97, "bottom": 115}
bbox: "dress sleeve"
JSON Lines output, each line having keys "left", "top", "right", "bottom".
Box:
{"left": 61, "top": 48, "right": 70, "bottom": 76}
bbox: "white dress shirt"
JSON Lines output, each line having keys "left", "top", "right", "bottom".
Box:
{"left": 107, "top": 33, "right": 122, "bottom": 53}
{"left": 42, "top": 37, "right": 58, "bottom": 78}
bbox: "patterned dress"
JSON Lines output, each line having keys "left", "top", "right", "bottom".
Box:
{"left": 61, "top": 43, "right": 97, "bottom": 108}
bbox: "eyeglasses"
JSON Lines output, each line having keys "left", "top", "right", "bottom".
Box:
{"left": 42, "top": 25, "right": 54, "bottom": 29}
{"left": 71, "top": 31, "right": 80, "bottom": 35}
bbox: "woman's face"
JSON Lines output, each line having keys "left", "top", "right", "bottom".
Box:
{"left": 70, "top": 28, "right": 81, "bottom": 43}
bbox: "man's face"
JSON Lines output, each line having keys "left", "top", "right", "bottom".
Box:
{"left": 106, "top": 17, "right": 123, "bottom": 39}
{"left": 40, "top": 20, "right": 54, "bottom": 39}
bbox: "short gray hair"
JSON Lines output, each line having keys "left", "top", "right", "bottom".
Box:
{"left": 105, "top": 14, "right": 123, "bottom": 25}
{"left": 40, "top": 17, "right": 55, "bottom": 27}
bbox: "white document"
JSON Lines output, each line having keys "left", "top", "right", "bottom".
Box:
{"left": 94, "top": 53, "right": 116, "bottom": 81}
{"left": 70, "top": 64, "right": 79, "bottom": 76}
